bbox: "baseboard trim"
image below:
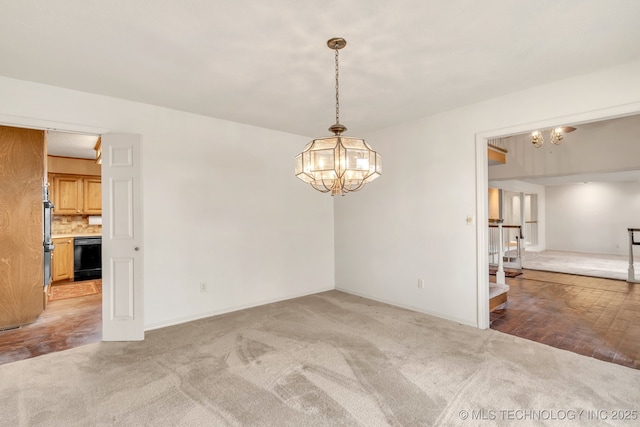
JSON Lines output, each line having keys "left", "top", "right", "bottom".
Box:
{"left": 335, "top": 287, "right": 478, "bottom": 329}
{"left": 144, "top": 286, "right": 335, "bottom": 332}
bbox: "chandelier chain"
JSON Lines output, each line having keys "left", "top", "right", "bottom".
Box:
{"left": 294, "top": 37, "right": 381, "bottom": 196}
{"left": 335, "top": 48, "right": 340, "bottom": 125}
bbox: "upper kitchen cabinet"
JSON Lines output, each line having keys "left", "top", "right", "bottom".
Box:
{"left": 47, "top": 155, "right": 101, "bottom": 216}
{"left": 50, "top": 174, "right": 102, "bottom": 215}
{"left": 83, "top": 177, "right": 102, "bottom": 215}
{"left": 52, "top": 174, "right": 83, "bottom": 214}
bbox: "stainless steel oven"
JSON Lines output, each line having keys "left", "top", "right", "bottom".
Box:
{"left": 43, "top": 185, "right": 54, "bottom": 288}
{"left": 74, "top": 237, "right": 102, "bottom": 280}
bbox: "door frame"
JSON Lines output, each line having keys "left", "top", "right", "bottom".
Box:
{"left": 475, "top": 102, "right": 640, "bottom": 329}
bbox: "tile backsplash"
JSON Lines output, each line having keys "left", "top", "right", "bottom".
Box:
{"left": 53, "top": 215, "right": 102, "bottom": 235}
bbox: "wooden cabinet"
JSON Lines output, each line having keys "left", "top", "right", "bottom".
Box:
{"left": 49, "top": 174, "right": 101, "bottom": 215}
{"left": 83, "top": 177, "right": 102, "bottom": 215}
{"left": 52, "top": 237, "right": 74, "bottom": 282}
{"left": 53, "top": 175, "right": 83, "bottom": 214}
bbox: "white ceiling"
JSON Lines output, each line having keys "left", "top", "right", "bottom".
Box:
{"left": 2, "top": 0, "right": 640, "bottom": 140}
{"left": 47, "top": 131, "right": 99, "bottom": 159}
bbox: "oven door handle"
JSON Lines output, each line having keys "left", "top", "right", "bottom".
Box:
{"left": 74, "top": 238, "right": 102, "bottom": 246}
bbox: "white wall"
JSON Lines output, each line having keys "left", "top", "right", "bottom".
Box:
{"left": 0, "top": 76, "right": 335, "bottom": 329}
{"left": 546, "top": 182, "right": 640, "bottom": 255}
{"left": 3, "top": 59, "right": 640, "bottom": 331}
{"left": 335, "top": 59, "right": 640, "bottom": 327}
{"left": 334, "top": 112, "right": 479, "bottom": 325}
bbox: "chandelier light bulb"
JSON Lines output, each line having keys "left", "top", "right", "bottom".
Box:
{"left": 550, "top": 128, "right": 563, "bottom": 145}
{"left": 531, "top": 130, "right": 543, "bottom": 147}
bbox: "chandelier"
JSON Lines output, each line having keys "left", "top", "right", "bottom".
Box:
{"left": 295, "top": 38, "right": 382, "bottom": 196}
{"left": 531, "top": 126, "right": 576, "bottom": 148}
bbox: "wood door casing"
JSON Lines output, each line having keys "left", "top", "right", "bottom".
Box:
{"left": 0, "top": 125, "right": 45, "bottom": 329}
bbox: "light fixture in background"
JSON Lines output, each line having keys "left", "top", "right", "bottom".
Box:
{"left": 531, "top": 126, "right": 576, "bottom": 148}
{"left": 94, "top": 137, "right": 102, "bottom": 164}
{"left": 295, "top": 38, "right": 382, "bottom": 196}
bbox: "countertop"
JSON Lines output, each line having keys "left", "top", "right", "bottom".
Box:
{"left": 52, "top": 233, "right": 102, "bottom": 239}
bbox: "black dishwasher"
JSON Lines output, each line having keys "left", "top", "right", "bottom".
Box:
{"left": 74, "top": 237, "right": 102, "bottom": 280}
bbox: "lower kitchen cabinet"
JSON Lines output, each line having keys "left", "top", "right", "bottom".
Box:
{"left": 52, "top": 237, "right": 74, "bottom": 282}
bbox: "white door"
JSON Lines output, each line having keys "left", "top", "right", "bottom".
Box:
{"left": 101, "top": 134, "right": 144, "bottom": 341}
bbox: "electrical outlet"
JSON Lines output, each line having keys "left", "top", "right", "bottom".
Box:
{"left": 200, "top": 282, "right": 207, "bottom": 293}
{"left": 418, "top": 278, "right": 424, "bottom": 289}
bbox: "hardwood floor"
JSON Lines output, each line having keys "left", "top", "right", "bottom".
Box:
{"left": 491, "top": 269, "right": 640, "bottom": 370}
{"left": 0, "top": 280, "right": 102, "bottom": 365}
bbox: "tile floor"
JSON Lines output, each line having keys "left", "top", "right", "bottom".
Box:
{"left": 491, "top": 269, "right": 640, "bottom": 369}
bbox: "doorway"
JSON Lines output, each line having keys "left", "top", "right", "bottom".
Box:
{"left": 0, "top": 128, "right": 104, "bottom": 364}
{"left": 0, "top": 122, "right": 145, "bottom": 363}
{"left": 477, "top": 107, "right": 640, "bottom": 369}
{"left": 475, "top": 103, "right": 640, "bottom": 329}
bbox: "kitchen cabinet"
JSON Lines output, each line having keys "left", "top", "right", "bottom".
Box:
{"left": 49, "top": 174, "right": 101, "bottom": 215}
{"left": 83, "top": 177, "right": 102, "bottom": 215}
{"left": 52, "top": 175, "right": 83, "bottom": 214}
{"left": 52, "top": 237, "right": 74, "bottom": 282}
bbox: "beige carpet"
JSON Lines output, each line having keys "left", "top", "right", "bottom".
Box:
{"left": 523, "top": 250, "right": 630, "bottom": 281}
{"left": 1, "top": 290, "right": 639, "bottom": 426}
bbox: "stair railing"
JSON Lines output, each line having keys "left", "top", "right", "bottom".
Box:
{"left": 628, "top": 228, "right": 640, "bottom": 283}
{"left": 489, "top": 220, "right": 523, "bottom": 281}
